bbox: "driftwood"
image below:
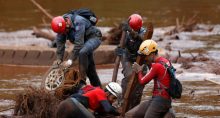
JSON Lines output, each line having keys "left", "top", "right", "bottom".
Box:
{"left": 29, "top": 0, "right": 53, "bottom": 19}
{"left": 32, "top": 27, "right": 55, "bottom": 41}
{"left": 103, "top": 24, "right": 123, "bottom": 45}
{"left": 204, "top": 78, "right": 220, "bottom": 85}
{"left": 29, "top": 0, "right": 56, "bottom": 42}
{"left": 165, "top": 15, "right": 198, "bottom": 35}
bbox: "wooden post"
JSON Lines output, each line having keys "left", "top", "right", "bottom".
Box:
{"left": 121, "top": 22, "right": 153, "bottom": 116}
{"left": 112, "top": 31, "right": 126, "bottom": 82}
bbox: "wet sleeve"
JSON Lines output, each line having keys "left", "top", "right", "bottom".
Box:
{"left": 69, "top": 20, "right": 86, "bottom": 61}
{"left": 100, "top": 100, "right": 120, "bottom": 116}
{"left": 56, "top": 34, "right": 66, "bottom": 61}
{"left": 138, "top": 64, "right": 158, "bottom": 85}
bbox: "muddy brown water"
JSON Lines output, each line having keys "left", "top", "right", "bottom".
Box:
{"left": 0, "top": 64, "right": 220, "bottom": 117}
{"left": 1, "top": 0, "right": 220, "bottom": 31}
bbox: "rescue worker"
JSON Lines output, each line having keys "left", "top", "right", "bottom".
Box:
{"left": 115, "top": 14, "right": 147, "bottom": 109}
{"left": 125, "top": 40, "right": 174, "bottom": 118}
{"left": 51, "top": 10, "right": 102, "bottom": 87}
{"left": 56, "top": 82, "right": 122, "bottom": 118}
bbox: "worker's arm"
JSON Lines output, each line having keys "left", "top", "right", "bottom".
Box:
{"left": 69, "top": 18, "right": 86, "bottom": 61}
{"left": 56, "top": 34, "right": 67, "bottom": 61}
{"left": 100, "top": 100, "right": 120, "bottom": 116}
{"left": 137, "top": 64, "right": 157, "bottom": 85}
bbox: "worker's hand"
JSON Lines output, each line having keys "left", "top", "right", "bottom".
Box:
{"left": 115, "top": 47, "right": 125, "bottom": 56}
{"left": 132, "top": 62, "right": 144, "bottom": 73}
{"left": 63, "top": 59, "right": 73, "bottom": 68}
{"left": 52, "top": 59, "right": 62, "bottom": 68}
{"left": 121, "top": 20, "right": 132, "bottom": 32}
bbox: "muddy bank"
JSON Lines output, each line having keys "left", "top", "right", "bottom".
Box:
{"left": 0, "top": 44, "right": 116, "bottom": 66}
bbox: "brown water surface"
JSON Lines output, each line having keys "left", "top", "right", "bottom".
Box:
{"left": 1, "top": 0, "right": 220, "bottom": 31}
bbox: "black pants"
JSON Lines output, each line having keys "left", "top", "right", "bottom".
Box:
{"left": 125, "top": 96, "right": 172, "bottom": 118}
{"left": 78, "top": 38, "right": 101, "bottom": 87}
{"left": 56, "top": 98, "right": 95, "bottom": 118}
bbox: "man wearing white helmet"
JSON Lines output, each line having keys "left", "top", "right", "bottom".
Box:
{"left": 56, "top": 82, "right": 122, "bottom": 118}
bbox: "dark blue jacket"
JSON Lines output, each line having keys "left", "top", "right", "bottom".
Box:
{"left": 56, "top": 14, "right": 101, "bottom": 61}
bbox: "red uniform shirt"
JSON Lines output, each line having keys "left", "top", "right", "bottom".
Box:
{"left": 83, "top": 87, "right": 107, "bottom": 110}
{"left": 138, "top": 57, "right": 171, "bottom": 99}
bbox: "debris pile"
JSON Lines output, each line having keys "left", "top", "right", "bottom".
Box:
{"left": 14, "top": 87, "right": 60, "bottom": 118}
{"left": 102, "top": 24, "right": 123, "bottom": 45}
{"left": 165, "top": 15, "right": 198, "bottom": 35}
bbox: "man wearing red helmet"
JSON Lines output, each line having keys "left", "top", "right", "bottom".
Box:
{"left": 115, "top": 14, "right": 147, "bottom": 109}
{"left": 51, "top": 9, "right": 102, "bottom": 87}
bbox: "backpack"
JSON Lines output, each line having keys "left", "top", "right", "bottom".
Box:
{"left": 158, "top": 61, "right": 182, "bottom": 99}
{"left": 68, "top": 8, "right": 98, "bottom": 26}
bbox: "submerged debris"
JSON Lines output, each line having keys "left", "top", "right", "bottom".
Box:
{"left": 14, "top": 87, "right": 60, "bottom": 118}
{"left": 12, "top": 68, "right": 82, "bottom": 118}
{"left": 103, "top": 23, "right": 123, "bottom": 45}
{"left": 165, "top": 15, "right": 198, "bottom": 35}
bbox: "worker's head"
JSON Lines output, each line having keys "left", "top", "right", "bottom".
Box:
{"left": 138, "top": 40, "right": 158, "bottom": 64}
{"left": 128, "top": 14, "right": 143, "bottom": 31}
{"left": 105, "top": 82, "right": 122, "bottom": 104}
{"left": 51, "top": 16, "right": 71, "bottom": 34}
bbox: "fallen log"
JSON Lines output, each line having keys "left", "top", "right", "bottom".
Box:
{"left": 32, "top": 27, "right": 56, "bottom": 41}
{"left": 204, "top": 78, "right": 220, "bottom": 85}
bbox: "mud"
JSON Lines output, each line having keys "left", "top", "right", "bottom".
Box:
{"left": 141, "top": 81, "right": 220, "bottom": 118}
{"left": 173, "top": 81, "right": 220, "bottom": 117}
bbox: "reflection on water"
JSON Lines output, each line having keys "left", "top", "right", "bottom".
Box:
{"left": 0, "top": 65, "right": 47, "bottom": 114}
{"left": 1, "top": 0, "right": 220, "bottom": 31}
{"left": 0, "top": 65, "right": 47, "bottom": 99}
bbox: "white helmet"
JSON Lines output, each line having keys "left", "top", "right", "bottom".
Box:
{"left": 106, "top": 82, "right": 122, "bottom": 98}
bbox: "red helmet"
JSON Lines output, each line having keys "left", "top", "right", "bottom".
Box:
{"left": 129, "top": 14, "right": 143, "bottom": 31}
{"left": 51, "top": 16, "right": 66, "bottom": 33}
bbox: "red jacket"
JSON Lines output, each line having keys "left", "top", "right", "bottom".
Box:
{"left": 83, "top": 87, "right": 107, "bottom": 110}
{"left": 137, "top": 57, "right": 171, "bottom": 100}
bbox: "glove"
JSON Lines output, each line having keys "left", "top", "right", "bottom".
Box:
{"left": 121, "top": 21, "right": 131, "bottom": 32}
{"left": 63, "top": 59, "right": 73, "bottom": 68}
{"left": 115, "top": 47, "right": 125, "bottom": 56}
{"left": 132, "top": 62, "right": 144, "bottom": 73}
{"left": 52, "top": 59, "right": 62, "bottom": 68}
